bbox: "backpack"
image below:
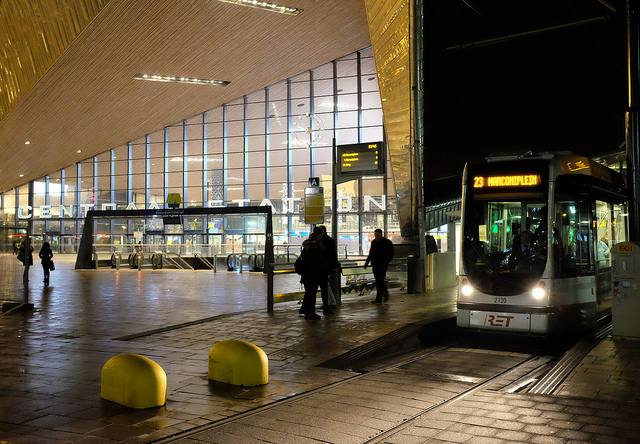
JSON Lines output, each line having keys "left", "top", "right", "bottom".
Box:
{"left": 294, "top": 255, "right": 305, "bottom": 275}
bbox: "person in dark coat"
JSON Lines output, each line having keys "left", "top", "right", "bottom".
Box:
{"left": 299, "top": 233, "right": 326, "bottom": 320}
{"left": 364, "top": 228, "right": 394, "bottom": 303}
{"left": 17, "top": 243, "right": 33, "bottom": 266}
{"left": 316, "top": 225, "right": 339, "bottom": 314}
{"left": 39, "top": 242, "right": 54, "bottom": 286}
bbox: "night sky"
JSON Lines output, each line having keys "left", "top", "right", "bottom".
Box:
{"left": 424, "top": 0, "right": 628, "bottom": 183}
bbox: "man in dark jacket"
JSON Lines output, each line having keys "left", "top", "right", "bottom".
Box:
{"left": 364, "top": 228, "right": 394, "bottom": 303}
{"left": 316, "top": 225, "right": 339, "bottom": 314}
{"left": 299, "top": 233, "right": 326, "bottom": 319}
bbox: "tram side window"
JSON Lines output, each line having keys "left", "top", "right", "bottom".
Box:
{"left": 554, "top": 198, "right": 593, "bottom": 277}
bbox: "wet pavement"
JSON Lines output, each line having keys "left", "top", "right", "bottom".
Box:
{"left": 0, "top": 254, "right": 639, "bottom": 443}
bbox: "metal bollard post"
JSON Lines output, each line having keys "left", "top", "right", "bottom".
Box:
{"left": 115, "top": 253, "right": 121, "bottom": 270}
{"left": 137, "top": 253, "right": 142, "bottom": 271}
{"left": 239, "top": 254, "right": 243, "bottom": 273}
{"left": 267, "top": 263, "right": 274, "bottom": 313}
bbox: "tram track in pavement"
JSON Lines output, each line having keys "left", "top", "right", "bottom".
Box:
{"left": 151, "top": 320, "right": 606, "bottom": 443}
{"left": 362, "top": 354, "right": 542, "bottom": 444}
{"left": 364, "top": 322, "right": 613, "bottom": 443}
{"left": 517, "top": 321, "right": 612, "bottom": 395}
{"left": 152, "top": 341, "right": 565, "bottom": 443}
{"left": 150, "top": 345, "right": 452, "bottom": 443}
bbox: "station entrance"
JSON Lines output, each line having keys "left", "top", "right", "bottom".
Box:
{"left": 74, "top": 206, "right": 274, "bottom": 273}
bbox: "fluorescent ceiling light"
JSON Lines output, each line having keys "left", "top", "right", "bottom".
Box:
{"left": 133, "top": 74, "right": 230, "bottom": 86}
{"left": 217, "top": 0, "right": 302, "bottom": 15}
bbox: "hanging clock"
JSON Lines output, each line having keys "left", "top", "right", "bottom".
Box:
{"left": 292, "top": 113, "right": 324, "bottom": 147}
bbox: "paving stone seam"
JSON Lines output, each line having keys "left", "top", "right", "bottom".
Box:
{"left": 113, "top": 310, "right": 264, "bottom": 341}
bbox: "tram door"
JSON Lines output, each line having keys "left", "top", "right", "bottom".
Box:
{"left": 594, "top": 200, "right": 624, "bottom": 313}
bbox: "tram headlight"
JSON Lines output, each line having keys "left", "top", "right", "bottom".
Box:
{"left": 461, "top": 278, "right": 473, "bottom": 296}
{"left": 531, "top": 281, "right": 546, "bottom": 300}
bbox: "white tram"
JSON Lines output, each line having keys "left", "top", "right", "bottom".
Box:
{"left": 457, "top": 153, "right": 628, "bottom": 334}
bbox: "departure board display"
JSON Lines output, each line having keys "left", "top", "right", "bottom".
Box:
{"left": 338, "top": 142, "right": 385, "bottom": 177}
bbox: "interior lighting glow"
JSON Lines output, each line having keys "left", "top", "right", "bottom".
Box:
{"left": 216, "top": 0, "right": 302, "bottom": 15}
{"left": 133, "top": 74, "right": 230, "bottom": 86}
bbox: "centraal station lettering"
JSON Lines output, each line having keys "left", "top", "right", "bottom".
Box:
{"left": 16, "top": 195, "right": 387, "bottom": 219}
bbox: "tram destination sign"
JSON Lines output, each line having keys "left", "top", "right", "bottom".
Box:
{"left": 337, "top": 142, "right": 385, "bottom": 178}
{"left": 472, "top": 174, "right": 542, "bottom": 189}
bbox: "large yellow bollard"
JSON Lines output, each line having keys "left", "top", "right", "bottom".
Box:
{"left": 101, "top": 354, "right": 167, "bottom": 409}
{"left": 208, "top": 340, "right": 268, "bottom": 386}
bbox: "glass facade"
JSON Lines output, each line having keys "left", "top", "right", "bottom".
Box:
{"left": 0, "top": 48, "right": 399, "bottom": 255}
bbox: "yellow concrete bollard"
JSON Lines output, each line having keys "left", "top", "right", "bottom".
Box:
{"left": 208, "top": 340, "right": 268, "bottom": 386}
{"left": 101, "top": 354, "right": 167, "bottom": 409}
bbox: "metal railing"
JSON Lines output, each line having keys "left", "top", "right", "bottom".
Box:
{"left": 194, "top": 253, "right": 215, "bottom": 270}
{"left": 90, "top": 243, "right": 348, "bottom": 271}
{"left": 161, "top": 253, "right": 193, "bottom": 270}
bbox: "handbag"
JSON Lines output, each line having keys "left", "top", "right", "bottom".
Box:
{"left": 49, "top": 261, "right": 55, "bottom": 271}
{"left": 294, "top": 255, "right": 305, "bottom": 275}
{"left": 328, "top": 284, "right": 337, "bottom": 306}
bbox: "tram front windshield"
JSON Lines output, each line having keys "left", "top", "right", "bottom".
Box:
{"left": 462, "top": 198, "right": 547, "bottom": 296}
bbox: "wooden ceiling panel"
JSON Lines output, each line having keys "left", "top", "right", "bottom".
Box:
{"left": 0, "top": 0, "right": 370, "bottom": 192}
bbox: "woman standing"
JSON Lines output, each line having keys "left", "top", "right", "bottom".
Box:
{"left": 39, "top": 242, "right": 54, "bottom": 286}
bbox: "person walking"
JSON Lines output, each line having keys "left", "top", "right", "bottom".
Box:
{"left": 39, "top": 242, "right": 54, "bottom": 286}
{"left": 364, "top": 228, "right": 394, "bottom": 304}
{"left": 298, "top": 233, "right": 326, "bottom": 320}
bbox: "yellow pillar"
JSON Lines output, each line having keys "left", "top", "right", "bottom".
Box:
{"left": 101, "top": 354, "right": 167, "bottom": 409}
{"left": 208, "top": 340, "right": 268, "bottom": 386}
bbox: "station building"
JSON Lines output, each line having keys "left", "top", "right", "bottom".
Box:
{"left": 0, "top": 47, "right": 399, "bottom": 256}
